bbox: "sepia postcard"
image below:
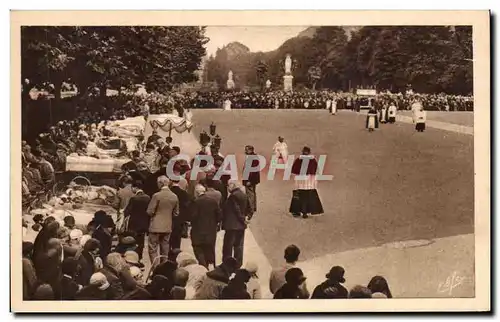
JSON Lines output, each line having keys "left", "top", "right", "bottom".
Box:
{"left": 11, "top": 10, "right": 490, "bottom": 313}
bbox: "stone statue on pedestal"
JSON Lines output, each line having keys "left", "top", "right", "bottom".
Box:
{"left": 283, "top": 54, "right": 294, "bottom": 92}
{"left": 285, "top": 54, "right": 292, "bottom": 75}
{"left": 226, "top": 70, "right": 235, "bottom": 90}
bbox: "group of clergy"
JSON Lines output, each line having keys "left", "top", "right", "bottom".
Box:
{"left": 365, "top": 100, "right": 427, "bottom": 133}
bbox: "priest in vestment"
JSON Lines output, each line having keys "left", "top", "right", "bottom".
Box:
{"left": 326, "top": 98, "right": 332, "bottom": 111}
{"left": 415, "top": 107, "right": 427, "bottom": 132}
{"left": 272, "top": 136, "right": 289, "bottom": 165}
{"left": 365, "top": 107, "right": 379, "bottom": 132}
{"left": 387, "top": 103, "right": 397, "bottom": 123}
{"left": 411, "top": 100, "right": 423, "bottom": 123}
{"left": 379, "top": 105, "right": 388, "bottom": 124}
{"left": 289, "top": 146, "right": 324, "bottom": 219}
{"left": 330, "top": 99, "right": 337, "bottom": 115}
{"left": 224, "top": 98, "right": 232, "bottom": 111}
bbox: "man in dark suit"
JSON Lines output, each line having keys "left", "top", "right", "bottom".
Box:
{"left": 242, "top": 145, "right": 260, "bottom": 213}
{"left": 222, "top": 181, "right": 253, "bottom": 268}
{"left": 169, "top": 179, "right": 192, "bottom": 251}
{"left": 124, "top": 182, "right": 151, "bottom": 262}
{"left": 143, "top": 160, "right": 168, "bottom": 197}
{"left": 204, "top": 177, "right": 223, "bottom": 207}
{"left": 146, "top": 176, "right": 179, "bottom": 263}
{"left": 190, "top": 185, "right": 222, "bottom": 269}
{"left": 212, "top": 157, "right": 229, "bottom": 204}
{"left": 91, "top": 215, "right": 114, "bottom": 260}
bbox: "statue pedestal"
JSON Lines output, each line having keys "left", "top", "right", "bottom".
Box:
{"left": 283, "top": 75, "right": 293, "bottom": 92}
{"left": 226, "top": 80, "right": 235, "bottom": 90}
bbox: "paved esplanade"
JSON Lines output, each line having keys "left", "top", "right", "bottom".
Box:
{"left": 178, "top": 109, "right": 474, "bottom": 298}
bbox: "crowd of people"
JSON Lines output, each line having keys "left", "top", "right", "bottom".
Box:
{"left": 22, "top": 91, "right": 188, "bottom": 143}
{"left": 23, "top": 219, "right": 393, "bottom": 301}
{"left": 190, "top": 90, "right": 473, "bottom": 112}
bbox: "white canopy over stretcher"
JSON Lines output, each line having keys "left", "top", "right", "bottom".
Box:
{"left": 144, "top": 111, "right": 200, "bottom": 158}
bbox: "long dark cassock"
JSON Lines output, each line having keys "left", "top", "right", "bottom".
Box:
{"left": 289, "top": 155, "right": 324, "bottom": 217}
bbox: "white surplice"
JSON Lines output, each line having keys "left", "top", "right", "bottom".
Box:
{"left": 388, "top": 104, "right": 397, "bottom": 118}
{"left": 415, "top": 110, "right": 427, "bottom": 124}
{"left": 272, "top": 141, "right": 289, "bottom": 163}
{"left": 331, "top": 100, "right": 337, "bottom": 115}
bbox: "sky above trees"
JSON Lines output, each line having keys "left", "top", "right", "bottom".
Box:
{"left": 204, "top": 26, "right": 308, "bottom": 56}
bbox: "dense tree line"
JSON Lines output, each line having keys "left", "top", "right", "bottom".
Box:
{"left": 21, "top": 26, "right": 209, "bottom": 100}
{"left": 204, "top": 26, "right": 473, "bottom": 95}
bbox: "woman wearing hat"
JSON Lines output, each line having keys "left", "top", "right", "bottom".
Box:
{"left": 75, "top": 272, "right": 113, "bottom": 300}
{"left": 311, "top": 266, "right": 348, "bottom": 299}
{"left": 273, "top": 267, "right": 308, "bottom": 299}
{"left": 244, "top": 261, "right": 262, "bottom": 299}
{"left": 367, "top": 275, "right": 393, "bottom": 298}
{"left": 32, "top": 284, "right": 55, "bottom": 301}
{"left": 176, "top": 252, "right": 208, "bottom": 300}
{"left": 220, "top": 269, "right": 252, "bottom": 299}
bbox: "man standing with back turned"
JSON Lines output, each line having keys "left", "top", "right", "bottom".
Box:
{"left": 222, "top": 181, "right": 253, "bottom": 268}
{"left": 242, "top": 145, "right": 260, "bottom": 213}
{"left": 147, "top": 176, "right": 179, "bottom": 263}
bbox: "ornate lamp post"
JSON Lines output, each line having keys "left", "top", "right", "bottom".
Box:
{"left": 213, "top": 134, "right": 222, "bottom": 149}
{"left": 209, "top": 122, "right": 217, "bottom": 136}
{"left": 199, "top": 130, "right": 210, "bottom": 145}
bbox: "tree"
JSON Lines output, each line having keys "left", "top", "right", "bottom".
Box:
{"left": 398, "top": 26, "right": 454, "bottom": 93}
{"left": 341, "top": 26, "right": 468, "bottom": 93}
{"left": 205, "top": 50, "right": 228, "bottom": 87}
{"left": 438, "top": 26, "right": 473, "bottom": 94}
{"left": 21, "top": 26, "right": 79, "bottom": 100}
{"left": 308, "top": 66, "right": 321, "bottom": 90}
{"left": 310, "top": 27, "right": 348, "bottom": 90}
{"left": 21, "top": 26, "right": 209, "bottom": 97}
{"left": 255, "top": 60, "right": 268, "bottom": 89}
